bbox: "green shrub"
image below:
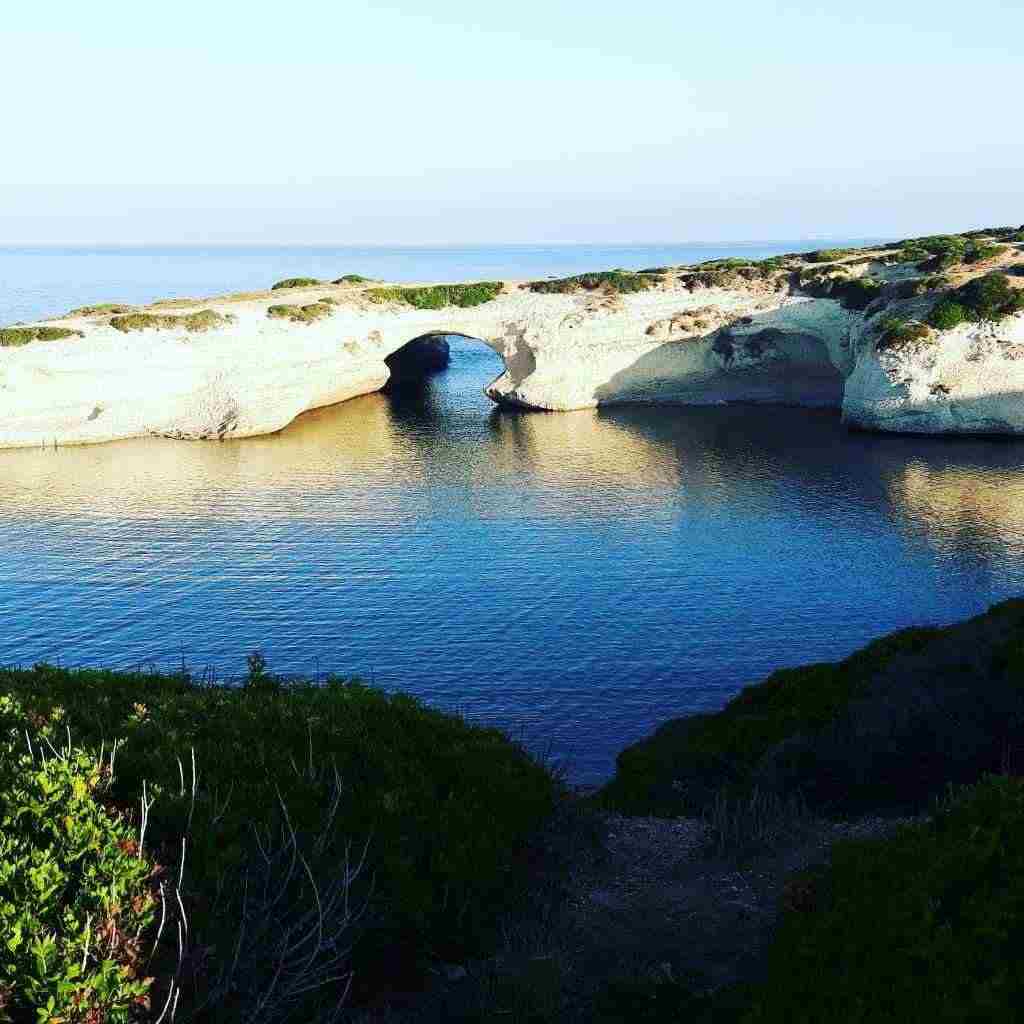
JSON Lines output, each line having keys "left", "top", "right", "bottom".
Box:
{"left": 528, "top": 271, "right": 655, "bottom": 295}
{"left": 955, "top": 271, "right": 1024, "bottom": 321}
{"left": 743, "top": 775, "right": 1024, "bottom": 1023}
{"left": 266, "top": 302, "right": 334, "bottom": 324}
{"left": 66, "top": 304, "right": 136, "bottom": 317}
{"left": 963, "top": 242, "right": 1008, "bottom": 264}
{"left": 928, "top": 300, "right": 969, "bottom": 330}
{"left": 600, "top": 626, "right": 941, "bottom": 816}
{"left": 804, "top": 249, "right": 851, "bottom": 263}
{"left": 0, "top": 664, "right": 558, "bottom": 1014}
{"left": 270, "top": 277, "right": 322, "bottom": 290}
{"left": 109, "top": 310, "right": 232, "bottom": 333}
{"left": 927, "top": 272, "right": 1024, "bottom": 329}
{"left": 367, "top": 281, "right": 503, "bottom": 308}
{"left": 332, "top": 274, "right": 372, "bottom": 284}
{"left": 877, "top": 317, "right": 932, "bottom": 350}
{"left": 0, "top": 326, "right": 83, "bottom": 347}
{"left": 0, "top": 695, "right": 158, "bottom": 1021}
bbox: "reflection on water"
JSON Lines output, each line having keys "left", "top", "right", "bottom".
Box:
{"left": 3, "top": 337, "right": 1024, "bottom": 780}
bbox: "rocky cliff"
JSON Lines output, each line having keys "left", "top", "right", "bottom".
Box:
{"left": 2, "top": 227, "right": 1023, "bottom": 448}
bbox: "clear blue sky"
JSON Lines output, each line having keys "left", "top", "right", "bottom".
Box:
{"left": 2, "top": 0, "right": 1021, "bottom": 244}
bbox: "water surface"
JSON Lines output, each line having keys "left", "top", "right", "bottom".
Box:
{"left": 3, "top": 243, "right": 1024, "bottom": 780}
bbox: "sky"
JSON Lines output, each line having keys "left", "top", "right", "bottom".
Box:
{"left": 1, "top": 0, "right": 1021, "bottom": 244}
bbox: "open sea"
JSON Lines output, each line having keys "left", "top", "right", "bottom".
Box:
{"left": 5, "top": 241, "right": 1024, "bottom": 781}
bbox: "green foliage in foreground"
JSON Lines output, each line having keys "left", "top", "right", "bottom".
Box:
{"left": 270, "top": 277, "right": 322, "bottom": 290}
{"left": 928, "top": 272, "right": 1024, "bottom": 330}
{"left": 0, "top": 695, "right": 158, "bottom": 1021}
{"left": 528, "top": 270, "right": 657, "bottom": 294}
{"left": 591, "top": 775, "right": 1024, "bottom": 1024}
{"left": 266, "top": 301, "right": 334, "bottom": 324}
{"left": 108, "top": 310, "right": 232, "bottom": 334}
{"left": 0, "top": 664, "right": 558, "bottom": 1014}
{"left": 0, "top": 326, "right": 84, "bottom": 347}
{"left": 600, "top": 625, "right": 941, "bottom": 816}
{"left": 744, "top": 775, "right": 1024, "bottom": 1023}
{"left": 367, "top": 281, "right": 504, "bottom": 308}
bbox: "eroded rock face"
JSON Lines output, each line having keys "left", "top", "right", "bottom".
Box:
{"left": 2, "top": 237, "right": 1024, "bottom": 447}
{"left": 843, "top": 315, "right": 1024, "bottom": 434}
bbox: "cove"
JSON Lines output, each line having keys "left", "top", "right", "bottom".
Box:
{"left": 3, "top": 336, "right": 1024, "bottom": 780}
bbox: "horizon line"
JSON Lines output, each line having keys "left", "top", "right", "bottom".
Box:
{"left": 0, "top": 235, "right": 892, "bottom": 250}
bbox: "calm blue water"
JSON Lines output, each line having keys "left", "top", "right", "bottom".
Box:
{"left": 4, "top": 242, "right": 1024, "bottom": 782}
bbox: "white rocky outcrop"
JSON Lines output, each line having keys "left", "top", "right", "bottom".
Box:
{"left": 2, "top": 237, "right": 1023, "bottom": 448}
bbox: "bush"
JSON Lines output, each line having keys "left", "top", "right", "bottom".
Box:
{"left": 109, "top": 310, "right": 232, "bottom": 333}
{"left": 0, "top": 326, "right": 83, "bottom": 347}
{"left": 963, "top": 242, "right": 1008, "bottom": 265}
{"left": 877, "top": 317, "right": 932, "bottom": 351}
{"left": 0, "top": 695, "right": 158, "bottom": 1020}
{"left": 367, "top": 281, "right": 503, "bottom": 308}
{"left": 600, "top": 625, "right": 942, "bottom": 816}
{"left": 928, "top": 300, "right": 969, "bottom": 330}
{"left": 266, "top": 302, "right": 334, "bottom": 324}
{"left": 0, "top": 664, "right": 558, "bottom": 1016}
{"left": 804, "top": 249, "right": 850, "bottom": 263}
{"left": 271, "top": 278, "right": 322, "bottom": 290}
{"left": 744, "top": 775, "right": 1024, "bottom": 1023}
{"left": 67, "top": 304, "right": 136, "bottom": 317}
{"left": 955, "top": 271, "right": 1024, "bottom": 321}
{"left": 528, "top": 271, "right": 655, "bottom": 295}
{"left": 332, "top": 274, "right": 371, "bottom": 284}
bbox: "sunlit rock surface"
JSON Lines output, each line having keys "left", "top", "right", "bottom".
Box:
{"left": 2, "top": 233, "right": 1023, "bottom": 448}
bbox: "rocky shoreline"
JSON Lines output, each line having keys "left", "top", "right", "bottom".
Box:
{"left": 2, "top": 227, "right": 1023, "bottom": 449}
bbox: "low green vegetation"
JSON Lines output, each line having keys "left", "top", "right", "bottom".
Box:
{"left": 368, "top": 281, "right": 504, "bottom": 308}
{"left": 796, "top": 268, "right": 882, "bottom": 310}
{"left": 528, "top": 271, "right": 656, "bottom": 295}
{"left": 877, "top": 317, "right": 932, "bottom": 350}
{"left": 803, "top": 249, "right": 852, "bottom": 263}
{"left": 0, "top": 326, "right": 83, "bottom": 347}
{"left": 744, "top": 774, "right": 1024, "bottom": 1023}
{"left": 600, "top": 624, "right": 942, "bottom": 816}
{"left": 67, "top": 303, "right": 136, "bottom": 317}
{"left": 333, "top": 274, "right": 372, "bottom": 284}
{"left": 267, "top": 301, "right": 334, "bottom": 324}
{"left": 963, "top": 241, "right": 1008, "bottom": 264}
{"left": 927, "top": 272, "right": 1024, "bottom": 329}
{"left": 0, "top": 662, "right": 557, "bottom": 1020}
{"left": 0, "top": 694, "right": 159, "bottom": 1021}
{"left": 270, "top": 277, "right": 322, "bottom": 290}
{"left": 109, "top": 310, "right": 232, "bottom": 333}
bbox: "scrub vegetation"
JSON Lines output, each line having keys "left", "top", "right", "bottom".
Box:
{"left": 266, "top": 301, "right": 334, "bottom": 324}
{"left": 5, "top": 597, "right": 1024, "bottom": 1021}
{"left": 0, "top": 326, "right": 83, "bottom": 346}
{"left": 367, "top": 281, "right": 504, "bottom": 308}
{"left": 927, "top": 272, "right": 1024, "bottom": 330}
{"left": 333, "top": 274, "right": 372, "bottom": 284}
{"left": 877, "top": 317, "right": 932, "bottom": 351}
{"left": 0, "top": 662, "right": 558, "bottom": 1021}
{"left": 109, "top": 310, "right": 233, "bottom": 333}
{"left": 67, "top": 304, "right": 137, "bottom": 317}
{"left": 270, "top": 278, "right": 322, "bottom": 290}
{"left": 528, "top": 271, "right": 658, "bottom": 294}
